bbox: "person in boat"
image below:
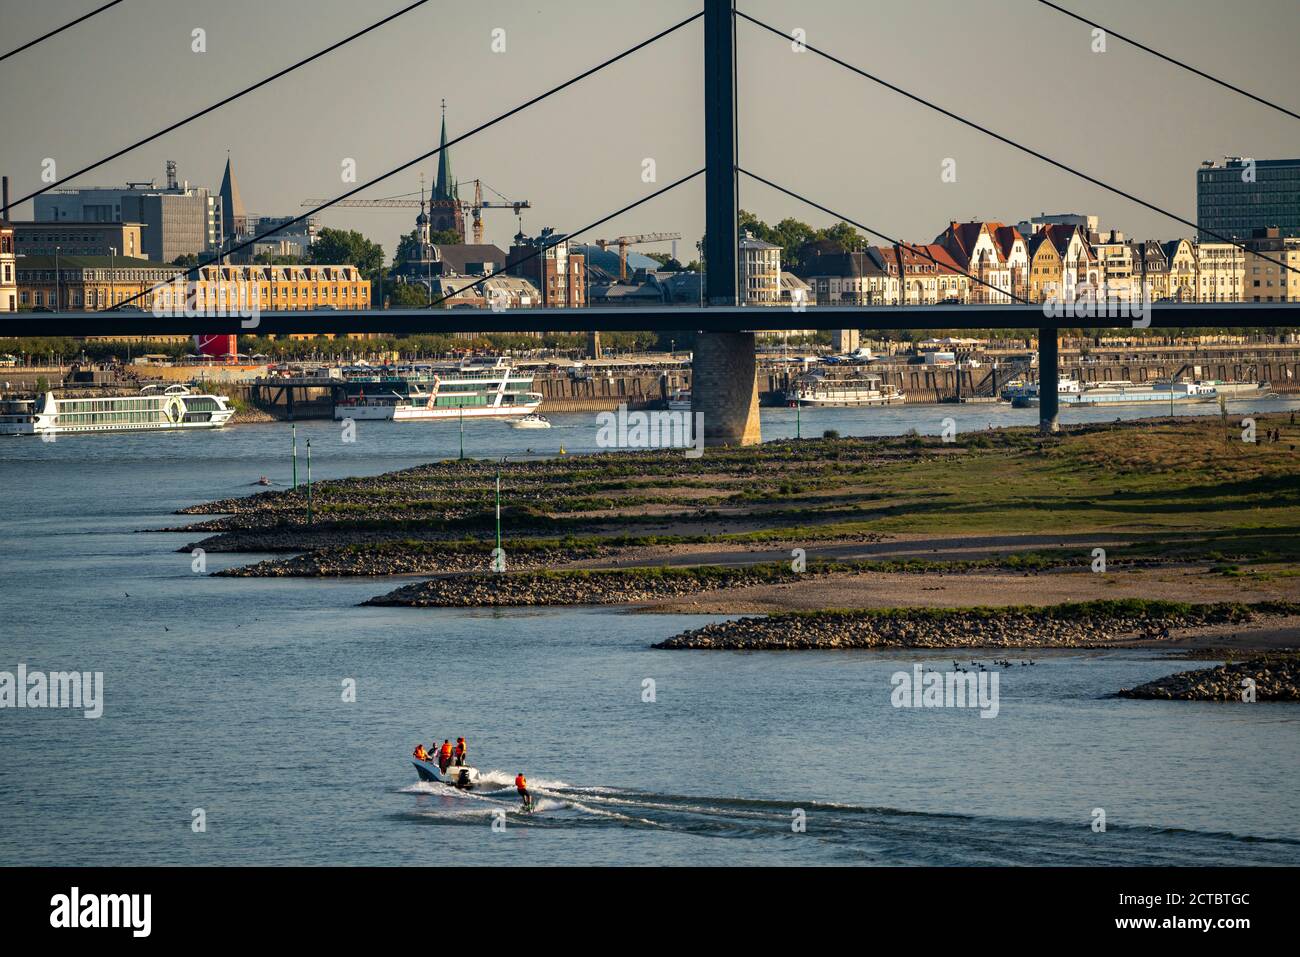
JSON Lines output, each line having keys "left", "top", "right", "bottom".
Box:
{"left": 438, "top": 739, "right": 453, "bottom": 773}
{"left": 515, "top": 772, "right": 532, "bottom": 810}
{"left": 454, "top": 737, "right": 467, "bottom": 767}
{"left": 413, "top": 743, "right": 430, "bottom": 762}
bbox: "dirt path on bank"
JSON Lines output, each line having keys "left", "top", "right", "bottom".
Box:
{"left": 632, "top": 566, "right": 1300, "bottom": 621}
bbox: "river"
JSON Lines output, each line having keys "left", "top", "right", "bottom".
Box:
{"left": 2, "top": 399, "right": 1298, "bottom": 865}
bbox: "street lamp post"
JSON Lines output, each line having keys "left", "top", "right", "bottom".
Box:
{"left": 305, "top": 438, "right": 313, "bottom": 525}
{"left": 54, "top": 246, "right": 60, "bottom": 311}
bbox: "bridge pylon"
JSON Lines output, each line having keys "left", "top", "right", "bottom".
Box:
{"left": 695, "top": 0, "right": 762, "bottom": 447}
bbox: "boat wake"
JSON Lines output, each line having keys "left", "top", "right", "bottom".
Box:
{"left": 396, "top": 772, "right": 1300, "bottom": 865}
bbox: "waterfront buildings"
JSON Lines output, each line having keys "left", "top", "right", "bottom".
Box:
{"left": 891, "top": 243, "right": 969, "bottom": 304}
{"left": 803, "top": 248, "right": 899, "bottom": 305}
{"left": 739, "top": 231, "right": 782, "bottom": 305}
{"left": 0, "top": 221, "right": 15, "bottom": 312}
{"left": 1163, "top": 238, "right": 1198, "bottom": 302}
{"left": 932, "top": 222, "right": 1015, "bottom": 303}
{"left": 1197, "top": 157, "right": 1300, "bottom": 240}
{"left": 1242, "top": 227, "right": 1300, "bottom": 302}
{"left": 505, "top": 228, "right": 586, "bottom": 308}
{"left": 1194, "top": 242, "right": 1246, "bottom": 302}
{"left": 16, "top": 255, "right": 172, "bottom": 310}
{"left": 1131, "top": 240, "right": 1170, "bottom": 301}
{"left": 1091, "top": 230, "right": 1142, "bottom": 300}
{"left": 1026, "top": 230, "right": 1064, "bottom": 303}
{"left": 15, "top": 256, "right": 370, "bottom": 313}
{"left": 12, "top": 221, "right": 146, "bottom": 259}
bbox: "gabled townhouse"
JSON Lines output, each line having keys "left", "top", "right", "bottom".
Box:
{"left": 1130, "top": 240, "right": 1169, "bottom": 301}
{"left": 992, "top": 224, "right": 1030, "bottom": 302}
{"left": 1026, "top": 230, "right": 1064, "bottom": 303}
{"left": 1162, "top": 239, "right": 1197, "bottom": 302}
{"left": 933, "top": 221, "right": 1013, "bottom": 303}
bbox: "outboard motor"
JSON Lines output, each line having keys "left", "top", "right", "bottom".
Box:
{"left": 457, "top": 768, "right": 472, "bottom": 789}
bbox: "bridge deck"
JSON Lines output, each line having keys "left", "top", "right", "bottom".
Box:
{"left": 9, "top": 303, "right": 1300, "bottom": 337}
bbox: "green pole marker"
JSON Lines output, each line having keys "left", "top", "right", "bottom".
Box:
{"left": 796, "top": 400, "right": 801, "bottom": 440}
{"left": 495, "top": 470, "right": 502, "bottom": 555}
{"left": 459, "top": 403, "right": 464, "bottom": 461}
{"left": 292, "top": 423, "right": 298, "bottom": 490}
{"left": 306, "top": 438, "right": 313, "bottom": 526}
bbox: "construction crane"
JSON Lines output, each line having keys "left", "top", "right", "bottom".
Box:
{"left": 594, "top": 232, "right": 682, "bottom": 281}
{"left": 467, "top": 180, "right": 530, "bottom": 245}
{"left": 301, "top": 180, "right": 529, "bottom": 244}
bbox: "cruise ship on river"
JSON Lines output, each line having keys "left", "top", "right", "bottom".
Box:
{"left": 333, "top": 358, "right": 542, "bottom": 422}
{"left": 786, "top": 371, "right": 905, "bottom": 407}
{"left": 1006, "top": 377, "right": 1224, "bottom": 408}
{"left": 0, "top": 385, "right": 234, "bottom": 436}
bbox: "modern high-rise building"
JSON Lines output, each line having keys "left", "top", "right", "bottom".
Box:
{"left": 1197, "top": 157, "right": 1300, "bottom": 241}
{"left": 33, "top": 162, "right": 218, "bottom": 263}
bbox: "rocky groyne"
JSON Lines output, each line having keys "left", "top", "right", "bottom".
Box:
{"left": 1117, "top": 656, "right": 1300, "bottom": 701}
{"left": 216, "top": 542, "right": 611, "bottom": 577}
{"left": 363, "top": 565, "right": 802, "bottom": 607}
{"left": 652, "top": 601, "right": 1299, "bottom": 650}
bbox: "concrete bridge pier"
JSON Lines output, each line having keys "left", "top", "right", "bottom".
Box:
{"left": 693, "top": 332, "right": 761, "bottom": 446}
{"left": 1038, "top": 326, "right": 1060, "bottom": 434}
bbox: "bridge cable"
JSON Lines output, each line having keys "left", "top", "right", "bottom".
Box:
{"left": 102, "top": 10, "right": 704, "bottom": 312}
{"left": 737, "top": 11, "right": 1300, "bottom": 281}
{"left": 1034, "top": 0, "right": 1300, "bottom": 122}
{"left": 9, "top": 0, "right": 435, "bottom": 210}
{"left": 0, "top": 0, "right": 126, "bottom": 64}
{"left": 424, "top": 169, "right": 705, "bottom": 309}
{"left": 738, "top": 168, "right": 1029, "bottom": 306}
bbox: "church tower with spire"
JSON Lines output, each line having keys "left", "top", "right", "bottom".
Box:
{"left": 426, "top": 100, "right": 466, "bottom": 241}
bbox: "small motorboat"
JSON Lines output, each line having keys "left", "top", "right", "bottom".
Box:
{"left": 511, "top": 413, "right": 551, "bottom": 429}
{"left": 411, "top": 756, "right": 479, "bottom": 789}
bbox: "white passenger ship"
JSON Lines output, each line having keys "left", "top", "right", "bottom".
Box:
{"left": 334, "top": 359, "right": 543, "bottom": 422}
{"left": 0, "top": 385, "right": 234, "bottom": 435}
{"left": 786, "top": 372, "right": 905, "bottom": 407}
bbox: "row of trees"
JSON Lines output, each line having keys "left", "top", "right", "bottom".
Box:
{"left": 0, "top": 331, "right": 682, "bottom": 364}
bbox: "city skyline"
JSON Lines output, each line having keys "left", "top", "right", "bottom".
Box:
{"left": 2, "top": 0, "right": 1298, "bottom": 262}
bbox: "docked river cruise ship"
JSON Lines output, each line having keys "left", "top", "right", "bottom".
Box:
{"left": 786, "top": 371, "right": 905, "bottom": 407}
{"left": 0, "top": 385, "right": 234, "bottom": 435}
{"left": 334, "top": 359, "right": 542, "bottom": 421}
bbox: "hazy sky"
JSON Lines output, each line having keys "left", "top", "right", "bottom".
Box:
{"left": 2, "top": 0, "right": 1298, "bottom": 261}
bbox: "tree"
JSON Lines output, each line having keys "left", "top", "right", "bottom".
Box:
{"left": 389, "top": 282, "right": 432, "bottom": 307}
{"left": 308, "top": 228, "right": 384, "bottom": 279}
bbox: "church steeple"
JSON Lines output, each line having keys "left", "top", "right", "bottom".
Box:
{"left": 434, "top": 99, "right": 457, "bottom": 202}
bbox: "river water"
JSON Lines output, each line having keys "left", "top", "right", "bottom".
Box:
{"left": 2, "top": 399, "right": 1298, "bottom": 865}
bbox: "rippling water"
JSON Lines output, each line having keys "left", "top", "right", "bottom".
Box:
{"left": 2, "top": 400, "right": 1298, "bottom": 865}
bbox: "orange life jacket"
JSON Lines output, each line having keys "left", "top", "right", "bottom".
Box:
{"left": 454, "top": 740, "right": 466, "bottom": 756}
{"left": 440, "top": 742, "right": 452, "bottom": 758}
{"left": 515, "top": 774, "right": 527, "bottom": 790}
{"left": 414, "top": 745, "right": 427, "bottom": 760}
